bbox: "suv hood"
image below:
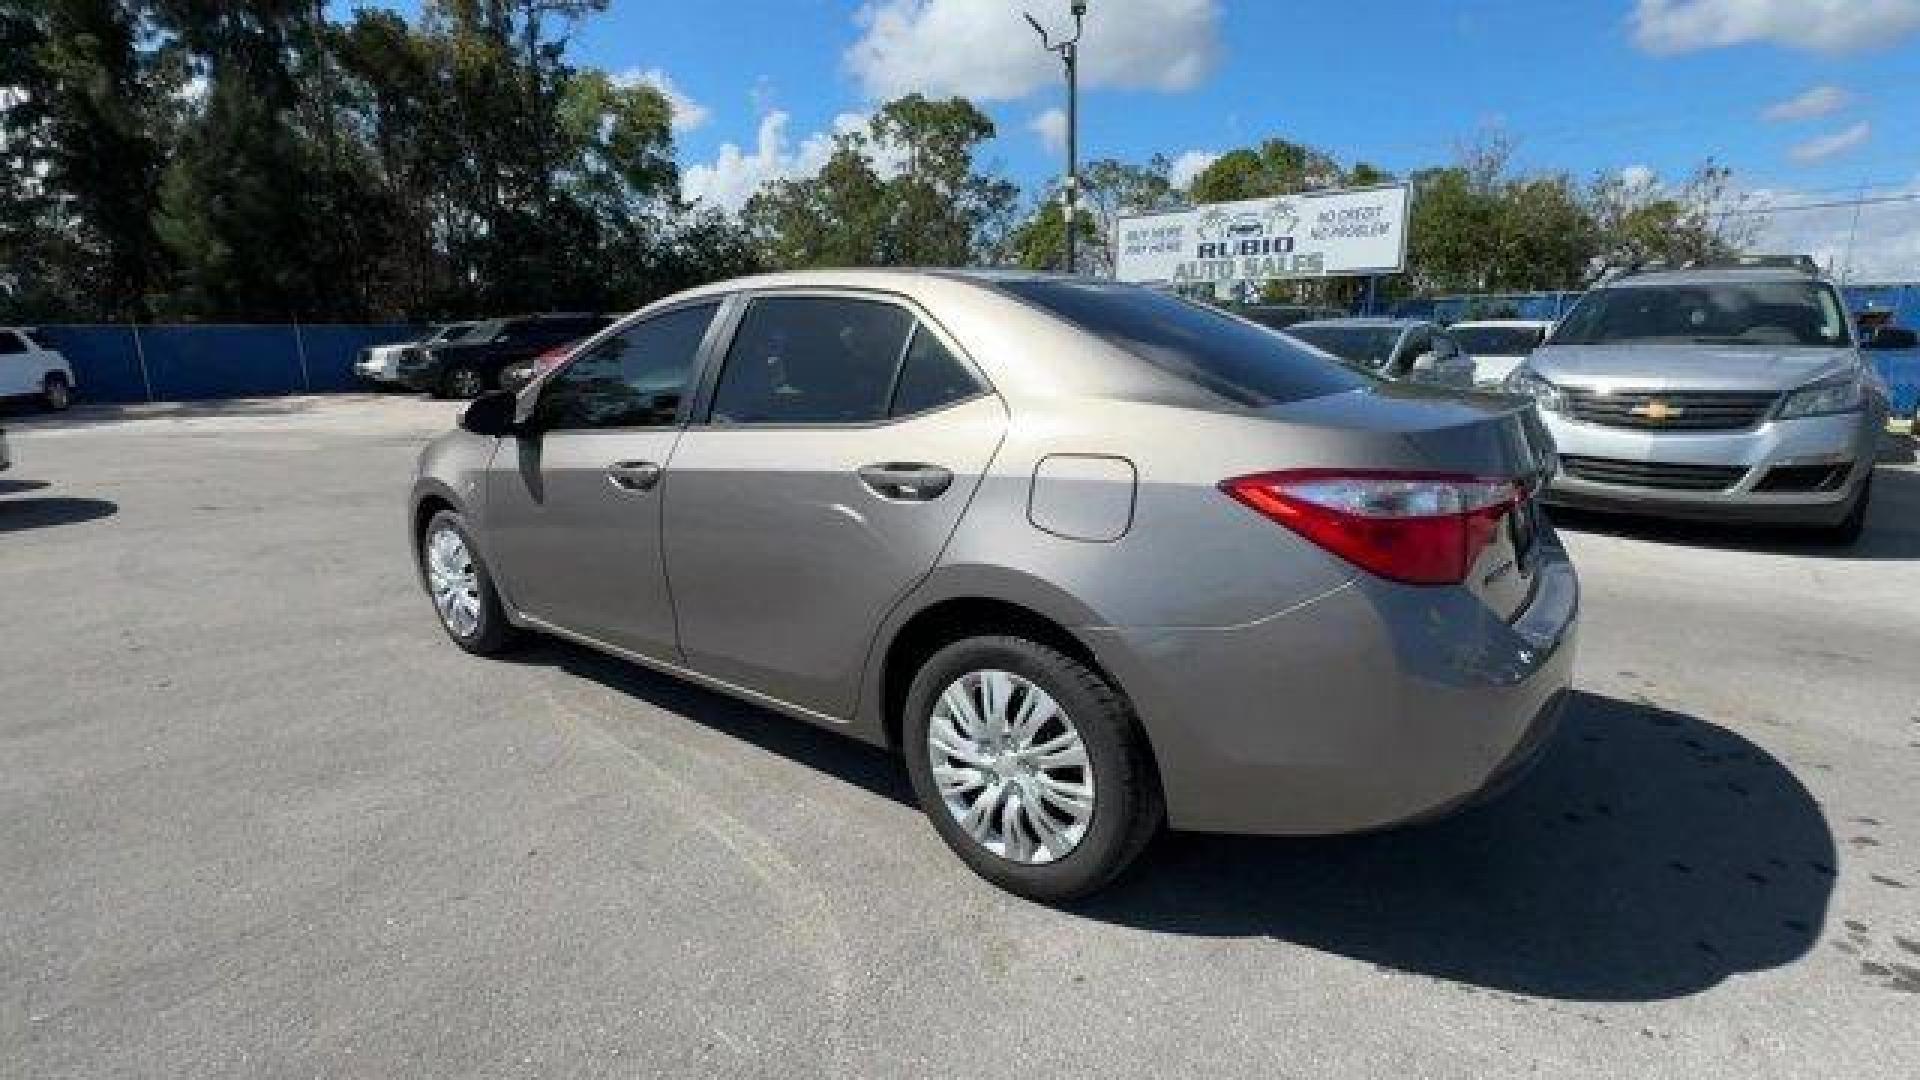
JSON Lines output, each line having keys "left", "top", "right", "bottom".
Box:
{"left": 1528, "top": 343, "right": 1857, "bottom": 393}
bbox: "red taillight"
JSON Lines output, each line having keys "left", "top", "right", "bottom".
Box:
{"left": 1221, "top": 470, "right": 1524, "bottom": 586}
{"left": 535, "top": 344, "right": 574, "bottom": 371}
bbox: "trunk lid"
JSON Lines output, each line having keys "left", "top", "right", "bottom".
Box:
{"left": 1260, "top": 385, "right": 1552, "bottom": 619}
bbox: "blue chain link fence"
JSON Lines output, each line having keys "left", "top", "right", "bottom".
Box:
{"left": 36, "top": 324, "right": 422, "bottom": 404}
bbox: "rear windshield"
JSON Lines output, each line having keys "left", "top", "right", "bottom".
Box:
{"left": 1551, "top": 281, "right": 1851, "bottom": 348}
{"left": 996, "top": 280, "right": 1363, "bottom": 407}
{"left": 1286, "top": 324, "right": 1402, "bottom": 369}
{"left": 432, "top": 323, "right": 475, "bottom": 343}
{"left": 24, "top": 330, "right": 54, "bottom": 350}
{"left": 1450, "top": 325, "right": 1546, "bottom": 356}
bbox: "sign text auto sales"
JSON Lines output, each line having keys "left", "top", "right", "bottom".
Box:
{"left": 1113, "top": 184, "right": 1410, "bottom": 287}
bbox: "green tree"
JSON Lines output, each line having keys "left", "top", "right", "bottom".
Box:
{"left": 745, "top": 94, "right": 1015, "bottom": 270}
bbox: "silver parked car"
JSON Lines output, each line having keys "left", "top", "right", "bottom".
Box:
{"left": 1287, "top": 318, "right": 1477, "bottom": 389}
{"left": 410, "top": 271, "right": 1577, "bottom": 900}
{"left": 1508, "top": 259, "right": 1889, "bottom": 542}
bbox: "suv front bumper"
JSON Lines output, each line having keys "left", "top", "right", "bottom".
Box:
{"left": 1538, "top": 407, "right": 1878, "bottom": 525}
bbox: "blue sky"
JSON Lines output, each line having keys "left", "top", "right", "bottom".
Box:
{"left": 339, "top": 0, "right": 1920, "bottom": 277}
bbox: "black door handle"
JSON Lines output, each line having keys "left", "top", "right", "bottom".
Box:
{"left": 858, "top": 463, "right": 953, "bottom": 501}
{"left": 607, "top": 460, "right": 662, "bottom": 492}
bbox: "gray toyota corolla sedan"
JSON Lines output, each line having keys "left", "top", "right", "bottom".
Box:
{"left": 410, "top": 270, "right": 1577, "bottom": 900}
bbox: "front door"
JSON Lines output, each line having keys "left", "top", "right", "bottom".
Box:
{"left": 484, "top": 302, "right": 722, "bottom": 661}
{"left": 663, "top": 292, "right": 1005, "bottom": 718}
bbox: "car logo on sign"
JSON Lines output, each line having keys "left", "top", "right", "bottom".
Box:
{"left": 1630, "top": 399, "right": 1684, "bottom": 421}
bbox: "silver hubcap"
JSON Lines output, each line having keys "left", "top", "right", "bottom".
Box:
{"left": 47, "top": 381, "right": 68, "bottom": 408}
{"left": 450, "top": 370, "right": 481, "bottom": 397}
{"left": 927, "top": 669, "right": 1093, "bottom": 865}
{"left": 426, "top": 526, "right": 482, "bottom": 638}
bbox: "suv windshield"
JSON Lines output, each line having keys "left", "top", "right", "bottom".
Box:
{"left": 1451, "top": 325, "right": 1545, "bottom": 355}
{"left": 997, "top": 280, "right": 1364, "bottom": 407}
{"left": 1551, "top": 280, "right": 1850, "bottom": 348}
{"left": 1286, "top": 325, "right": 1402, "bottom": 369}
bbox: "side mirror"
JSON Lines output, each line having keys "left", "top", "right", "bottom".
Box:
{"left": 1865, "top": 325, "right": 1918, "bottom": 350}
{"left": 459, "top": 390, "right": 522, "bottom": 437}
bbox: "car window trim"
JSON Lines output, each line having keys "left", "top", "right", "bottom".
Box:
{"left": 522, "top": 298, "right": 731, "bottom": 433}
{"left": 688, "top": 286, "right": 995, "bottom": 431}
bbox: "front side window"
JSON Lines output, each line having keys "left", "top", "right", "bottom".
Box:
{"left": 534, "top": 303, "right": 717, "bottom": 431}
{"left": 709, "top": 296, "right": 915, "bottom": 425}
{"left": 1551, "top": 281, "right": 1851, "bottom": 348}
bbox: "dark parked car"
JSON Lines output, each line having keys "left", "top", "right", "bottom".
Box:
{"left": 398, "top": 314, "right": 612, "bottom": 398}
{"left": 1234, "top": 304, "right": 1346, "bottom": 331}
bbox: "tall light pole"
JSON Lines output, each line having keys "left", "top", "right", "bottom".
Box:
{"left": 1026, "top": 1, "right": 1087, "bottom": 274}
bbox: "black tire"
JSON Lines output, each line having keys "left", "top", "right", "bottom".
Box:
{"left": 902, "top": 634, "right": 1163, "bottom": 902}
{"left": 420, "top": 510, "right": 523, "bottom": 655}
{"left": 441, "top": 364, "right": 486, "bottom": 400}
{"left": 1813, "top": 472, "right": 1871, "bottom": 546}
{"left": 42, "top": 373, "right": 72, "bottom": 412}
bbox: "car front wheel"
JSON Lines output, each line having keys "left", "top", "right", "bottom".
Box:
{"left": 441, "top": 365, "right": 486, "bottom": 400}
{"left": 421, "top": 510, "right": 521, "bottom": 654}
{"left": 903, "top": 635, "right": 1162, "bottom": 902}
{"left": 42, "top": 373, "right": 71, "bottom": 411}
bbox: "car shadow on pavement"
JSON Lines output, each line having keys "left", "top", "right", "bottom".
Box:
{"left": 1076, "top": 690, "right": 1835, "bottom": 1002}
{"left": 508, "top": 639, "right": 914, "bottom": 806}
{"left": 1549, "top": 463, "right": 1920, "bottom": 561}
{"left": 0, "top": 478, "right": 52, "bottom": 495}
{"left": 0, "top": 496, "right": 118, "bottom": 533}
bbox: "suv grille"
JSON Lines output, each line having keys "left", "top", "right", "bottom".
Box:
{"left": 1560, "top": 456, "right": 1746, "bottom": 491}
{"left": 1562, "top": 387, "right": 1778, "bottom": 431}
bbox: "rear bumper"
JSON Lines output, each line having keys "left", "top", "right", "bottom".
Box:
{"left": 1082, "top": 543, "right": 1578, "bottom": 835}
{"left": 1539, "top": 408, "right": 1877, "bottom": 525}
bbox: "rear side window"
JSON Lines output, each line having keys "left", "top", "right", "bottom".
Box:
{"left": 890, "top": 327, "right": 981, "bottom": 417}
{"left": 0, "top": 332, "right": 24, "bottom": 356}
{"left": 998, "top": 280, "right": 1364, "bottom": 407}
{"left": 710, "top": 297, "right": 915, "bottom": 425}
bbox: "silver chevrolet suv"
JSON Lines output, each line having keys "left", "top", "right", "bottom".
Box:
{"left": 1506, "top": 258, "right": 1889, "bottom": 543}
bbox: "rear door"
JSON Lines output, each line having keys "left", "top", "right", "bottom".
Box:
{"left": 483, "top": 302, "right": 723, "bottom": 660}
{"left": 662, "top": 291, "right": 1005, "bottom": 718}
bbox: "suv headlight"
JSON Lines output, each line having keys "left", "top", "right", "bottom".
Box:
{"left": 1778, "top": 376, "right": 1863, "bottom": 419}
{"left": 1504, "top": 366, "right": 1566, "bottom": 414}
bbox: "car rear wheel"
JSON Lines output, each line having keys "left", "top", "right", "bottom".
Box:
{"left": 421, "top": 510, "right": 522, "bottom": 655}
{"left": 442, "top": 365, "right": 486, "bottom": 400}
{"left": 903, "top": 635, "right": 1162, "bottom": 902}
{"left": 42, "top": 373, "right": 71, "bottom": 412}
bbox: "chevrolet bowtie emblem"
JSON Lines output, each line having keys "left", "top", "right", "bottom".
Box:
{"left": 1630, "top": 399, "right": 1684, "bottom": 421}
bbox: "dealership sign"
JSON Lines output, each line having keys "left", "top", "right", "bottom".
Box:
{"left": 1114, "top": 184, "right": 1410, "bottom": 287}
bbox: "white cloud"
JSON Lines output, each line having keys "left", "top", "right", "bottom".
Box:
{"left": 1168, "top": 149, "right": 1220, "bottom": 190}
{"left": 681, "top": 111, "right": 906, "bottom": 212}
{"left": 1739, "top": 177, "right": 1920, "bottom": 281}
{"left": 1632, "top": 0, "right": 1920, "bottom": 55}
{"left": 1762, "top": 84, "right": 1852, "bottom": 122}
{"left": 846, "top": 0, "right": 1220, "bottom": 101}
{"left": 1618, "top": 164, "right": 1659, "bottom": 192}
{"left": 617, "top": 67, "right": 711, "bottom": 132}
{"left": 1789, "top": 121, "right": 1872, "bottom": 163}
{"left": 1029, "top": 107, "right": 1066, "bottom": 154}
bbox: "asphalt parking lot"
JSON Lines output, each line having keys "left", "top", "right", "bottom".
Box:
{"left": 2, "top": 394, "right": 1916, "bottom": 1078}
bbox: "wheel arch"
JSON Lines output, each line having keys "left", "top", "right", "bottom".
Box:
{"left": 861, "top": 569, "right": 1159, "bottom": 783}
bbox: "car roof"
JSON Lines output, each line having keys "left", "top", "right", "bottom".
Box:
{"left": 1602, "top": 266, "right": 1833, "bottom": 289}
{"left": 1449, "top": 319, "right": 1554, "bottom": 329}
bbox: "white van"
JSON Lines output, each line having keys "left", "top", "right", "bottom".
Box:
{"left": 0, "top": 327, "right": 76, "bottom": 411}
